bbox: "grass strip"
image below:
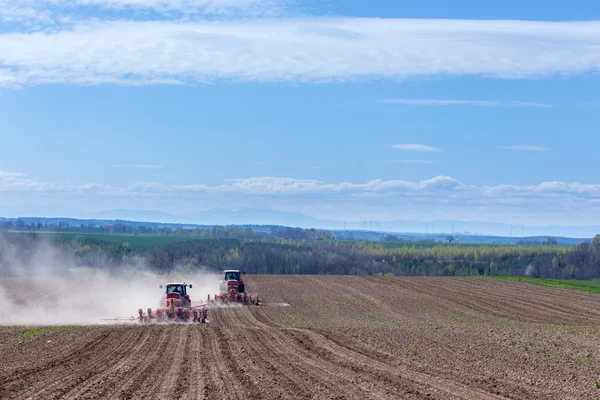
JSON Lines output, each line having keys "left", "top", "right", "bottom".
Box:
{"left": 13, "top": 325, "right": 80, "bottom": 341}
{"left": 491, "top": 276, "right": 600, "bottom": 295}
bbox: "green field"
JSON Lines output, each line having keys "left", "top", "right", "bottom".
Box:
{"left": 379, "top": 241, "right": 483, "bottom": 249}
{"left": 332, "top": 240, "right": 462, "bottom": 249}
{"left": 13, "top": 326, "right": 80, "bottom": 341}
{"left": 494, "top": 276, "right": 600, "bottom": 295}
{"left": 15, "top": 231, "right": 199, "bottom": 250}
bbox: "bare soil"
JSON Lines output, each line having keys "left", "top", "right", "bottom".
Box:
{"left": 2, "top": 275, "right": 600, "bottom": 399}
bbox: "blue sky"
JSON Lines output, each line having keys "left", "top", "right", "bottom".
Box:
{"left": 1, "top": 0, "right": 599, "bottom": 227}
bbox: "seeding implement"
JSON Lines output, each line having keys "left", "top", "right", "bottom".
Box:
{"left": 136, "top": 274, "right": 261, "bottom": 324}
{"left": 207, "top": 270, "right": 261, "bottom": 305}
{"left": 138, "top": 282, "right": 208, "bottom": 324}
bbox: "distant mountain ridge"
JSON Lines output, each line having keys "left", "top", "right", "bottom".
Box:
{"left": 90, "top": 208, "right": 600, "bottom": 238}
{"left": 92, "top": 208, "right": 324, "bottom": 227}
{"left": 2, "top": 208, "right": 599, "bottom": 241}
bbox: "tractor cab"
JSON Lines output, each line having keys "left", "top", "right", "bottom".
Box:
{"left": 160, "top": 282, "right": 192, "bottom": 308}
{"left": 165, "top": 283, "right": 188, "bottom": 296}
{"left": 224, "top": 271, "right": 240, "bottom": 281}
{"left": 220, "top": 270, "right": 245, "bottom": 294}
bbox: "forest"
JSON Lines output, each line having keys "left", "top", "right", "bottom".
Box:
{"left": 2, "top": 229, "right": 600, "bottom": 280}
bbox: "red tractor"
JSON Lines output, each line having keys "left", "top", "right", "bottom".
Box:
{"left": 160, "top": 282, "right": 192, "bottom": 309}
{"left": 138, "top": 282, "right": 208, "bottom": 324}
{"left": 220, "top": 270, "right": 245, "bottom": 295}
{"left": 106, "top": 277, "right": 260, "bottom": 324}
{"left": 212, "top": 270, "right": 261, "bottom": 305}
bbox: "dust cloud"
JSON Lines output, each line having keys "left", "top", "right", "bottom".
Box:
{"left": 0, "top": 274, "right": 222, "bottom": 325}
{"left": 0, "top": 234, "right": 223, "bottom": 326}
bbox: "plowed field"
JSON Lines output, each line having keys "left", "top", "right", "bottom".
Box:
{"left": 2, "top": 276, "right": 600, "bottom": 399}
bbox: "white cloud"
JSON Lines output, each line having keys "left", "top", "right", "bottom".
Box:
{"left": 0, "top": 0, "right": 285, "bottom": 22}
{"left": 0, "top": 18, "right": 599, "bottom": 87}
{"left": 508, "top": 101, "right": 553, "bottom": 108}
{"left": 379, "top": 99, "right": 552, "bottom": 108}
{"left": 384, "top": 160, "right": 441, "bottom": 164}
{"left": 0, "top": 171, "right": 26, "bottom": 178}
{"left": 0, "top": 174, "right": 464, "bottom": 195}
{"left": 4, "top": 174, "right": 600, "bottom": 224}
{"left": 114, "top": 164, "right": 163, "bottom": 169}
{"left": 65, "top": 0, "right": 276, "bottom": 12}
{"left": 225, "top": 176, "right": 322, "bottom": 194}
{"left": 0, "top": 175, "right": 474, "bottom": 195}
{"left": 390, "top": 144, "right": 442, "bottom": 152}
{"left": 482, "top": 181, "right": 600, "bottom": 197}
{"left": 499, "top": 145, "right": 550, "bottom": 151}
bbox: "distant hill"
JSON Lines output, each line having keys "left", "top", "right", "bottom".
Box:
{"left": 87, "top": 208, "right": 600, "bottom": 239}
{"left": 0, "top": 213, "right": 591, "bottom": 245}
{"left": 92, "top": 208, "right": 324, "bottom": 227}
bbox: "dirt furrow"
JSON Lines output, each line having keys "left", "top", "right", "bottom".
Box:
{"left": 217, "top": 306, "right": 360, "bottom": 399}
{"left": 235, "top": 307, "right": 434, "bottom": 399}
{"left": 184, "top": 325, "right": 207, "bottom": 400}
{"left": 249, "top": 289, "right": 560, "bottom": 399}
{"left": 117, "top": 327, "right": 193, "bottom": 399}
{"left": 201, "top": 324, "right": 248, "bottom": 398}
{"left": 3, "top": 275, "right": 600, "bottom": 399}
{"left": 3, "top": 328, "right": 141, "bottom": 400}
{"left": 386, "top": 277, "right": 600, "bottom": 324}
{"left": 59, "top": 328, "right": 158, "bottom": 399}
{"left": 311, "top": 328, "right": 561, "bottom": 400}
{"left": 153, "top": 325, "right": 192, "bottom": 398}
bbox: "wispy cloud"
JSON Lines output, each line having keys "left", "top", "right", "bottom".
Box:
{"left": 508, "top": 101, "right": 554, "bottom": 108}
{"left": 0, "top": 171, "right": 26, "bottom": 178}
{"left": 384, "top": 160, "right": 441, "bottom": 164}
{"left": 4, "top": 173, "right": 600, "bottom": 200}
{"left": 114, "top": 164, "right": 163, "bottom": 169}
{"left": 0, "top": 174, "right": 464, "bottom": 195}
{"left": 378, "top": 99, "right": 552, "bottom": 108}
{"left": 68, "top": 0, "right": 278, "bottom": 13}
{"left": 499, "top": 145, "right": 550, "bottom": 152}
{"left": 0, "top": 19, "right": 599, "bottom": 87}
{"left": 5, "top": 174, "right": 600, "bottom": 225}
{"left": 0, "top": 0, "right": 286, "bottom": 23}
{"left": 390, "top": 144, "right": 442, "bottom": 152}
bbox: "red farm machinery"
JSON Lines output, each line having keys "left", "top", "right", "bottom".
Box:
{"left": 136, "top": 272, "right": 261, "bottom": 324}
{"left": 138, "top": 282, "right": 208, "bottom": 324}
{"left": 208, "top": 270, "right": 261, "bottom": 305}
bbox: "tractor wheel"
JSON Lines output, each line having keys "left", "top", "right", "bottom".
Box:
{"left": 238, "top": 284, "right": 245, "bottom": 293}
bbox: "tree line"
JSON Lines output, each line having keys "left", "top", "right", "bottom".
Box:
{"left": 3, "top": 230, "right": 600, "bottom": 279}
